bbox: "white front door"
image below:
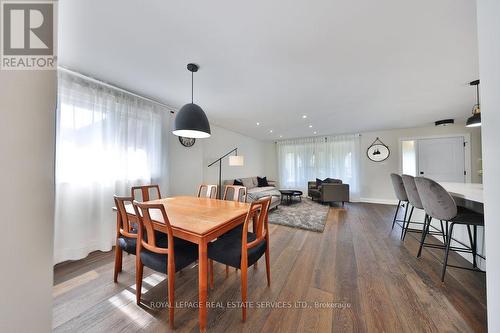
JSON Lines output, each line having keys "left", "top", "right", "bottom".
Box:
{"left": 417, "top": 137, "right": 465, "bottom": 182}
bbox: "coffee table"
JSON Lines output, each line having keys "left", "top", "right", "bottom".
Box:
{"left": 279, "top": 189, "right": 303, "bottom": 205}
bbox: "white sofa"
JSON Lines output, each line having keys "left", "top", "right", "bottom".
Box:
{"left": 223, "top": 177, "right": 281, "bottom": 209}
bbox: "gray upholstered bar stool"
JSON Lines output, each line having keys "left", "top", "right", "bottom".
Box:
{"left": 401, "top": 174, "right": 446, "bottom": 241}
{"left": 390, "top": 173, "right": 409, "bottom": 233}
{"left": 414, "top": 177, "right": 485, "bottom": 281}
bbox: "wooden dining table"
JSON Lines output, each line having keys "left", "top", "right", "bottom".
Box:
{"left": 119, "top": 196, "right": 252, "bottom": 332}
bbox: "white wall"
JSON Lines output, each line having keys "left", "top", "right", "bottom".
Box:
{"left": 476, "top": 1, "right": 500, "bottom": 331}
{"left": 0, "top": 71, "right": 56, "bottom": 332}
{"left": 359, "top": 123, "right": 482, "bottom": 203}
{"left": 169, "top": 123, "right": 277, "bottom": 196}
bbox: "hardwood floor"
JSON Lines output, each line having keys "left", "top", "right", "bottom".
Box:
{"left": 53, "top": 203, "right": 487, "bottom": 332}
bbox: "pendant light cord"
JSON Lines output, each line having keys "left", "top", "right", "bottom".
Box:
{"left": 191, "top": 71, "right": 194, "bottom": 104}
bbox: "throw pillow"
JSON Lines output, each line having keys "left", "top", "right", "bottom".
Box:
{"left": 233, "top": 179, "right": 243, "bottom": 186}
{"left": 323, "top": 178, "right": 342, "bottom": 184}
{"left": 316, "top": 178, "right": 323, "bottom": 187}
{"left": 257, "top": 176, "right": 269, "bottom": 187}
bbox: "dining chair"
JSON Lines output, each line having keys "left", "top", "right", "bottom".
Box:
{"left": 131, "top": 184, "right": 161, "bottom": 202}
{"left": 113, "top": 195, "right": 138, "bottom": 283}
{"left": 414, "top": 177, "right": 485, "bottom": 281}
{"left": 401, "top": 174, "right": 446, "bottom": 242}
{"left": 390, "top": 173, "right": 409, "bottom": 232}
{"left": 219, "top": 184, "right": 249, "bottom": 273}
{"left": 223, "top": 185, "right": 247, "bottom": 202}
{"left": 208, "top": 196, "right": 272, "bottom": 321}
{"left": 132, "top": 200, "right": 198, "bottom": 329}
{"left": 197, "top": 184, "right": 218, "bottom": 199}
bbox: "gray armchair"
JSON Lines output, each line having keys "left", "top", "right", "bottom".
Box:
{"left": 308, "top": 178, "right": 349, "bottom": 206}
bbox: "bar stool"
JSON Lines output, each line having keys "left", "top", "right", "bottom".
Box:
{"left": 401, "top": 174, "right": 446, "bottom": 241}
{"left": 390, "top": 173, "right": 409, "bottom": 233}
{"left": 414, "top": 177, "right": 485, "bottom": 281}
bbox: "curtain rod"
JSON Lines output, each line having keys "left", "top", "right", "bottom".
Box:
{"left": 58, "top": 66, "right": 176, "bottom": 113}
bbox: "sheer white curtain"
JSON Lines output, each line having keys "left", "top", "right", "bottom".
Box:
{"left": 277, "top": 134, "right": 360, "bottom": 200}
{"left": 54, "top": 70, "right": 171, "bottom": 264}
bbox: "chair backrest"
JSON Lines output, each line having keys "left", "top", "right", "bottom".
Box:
{"left": 132, "top": 201, "right": 173, "bottom": 256}
{"left": 197, "top": 184, "right": 218, "bottom": 199}
{"left": 241, "top": 196, "right": 272, "bottom": 255}
{"left": 223, "top": 185, "right": 247, "bottom": 202}
{"left": 113, "top": 196, "right": 137, "bottom": 239}
{"left": 401, "top": 174, "right": 423, "bottom": 209}
{"left": 131, "top": 184, "right": 161, "bottom": 202}
{"left": 390, "top": 173, "right": 408, "bottom": 201}
{"left": 414, "top": 177, "right": 457, "bottom": 221}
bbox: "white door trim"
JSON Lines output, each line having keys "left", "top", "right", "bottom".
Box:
{"left": 398, "top": 133, "right": 472, "bottom": 183}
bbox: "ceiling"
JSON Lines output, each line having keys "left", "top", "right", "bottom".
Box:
{"left": 58, "top": 0, "right": 479, "bottom": 140}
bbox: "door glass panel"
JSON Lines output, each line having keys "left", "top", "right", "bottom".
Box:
{"left": 401, "top": 140, "right": 417, "bottom": 176}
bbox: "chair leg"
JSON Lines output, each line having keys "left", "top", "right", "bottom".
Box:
{"left": 417, "top": 215, "right": 430, "bottom": 258}
{"left": 441, "top": 222, "right": 454, "bottom": 282}
{"left": 209, "top": 259, "right": 214, "bottom": 289}
{"left": 168, "top": 262, "right": 175, "bottom": 329}
{"left": 401, "top": 206, "right": 413, "bottom": 240}
{"left": 135, "top": 261, "right": 143, "bottom": 305}
{"left": 241, "top": 265, "right": 248, "bottom": 322}
{"left": 391, "top": 201, "right": 401, "bottom": 230}
{"left": 114, "top": 245, "right": 123, "bottom": 283}
{"left": 473, "top": 225, "right": 478, "bottom": 268}
{"left": 265, "top": 247, "right": 271, "bottom": 286}
{"left": 440, "top": 220, "right": 446, "bottom": 243}
{"left": 467, "top": 225, "right": 478, "bottom": 268}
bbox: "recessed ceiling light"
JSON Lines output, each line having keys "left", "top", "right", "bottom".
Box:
{"left": 279, "top": 135, "right": 283, "bottom": 138}
{"left": 314, "top": 131, "right": 317, "bottom": 134}
{"left": 302, "top": 115, "right": 307, "bottom": 119}
{"left": 309, "top": 125, "right": 313, "bottom": 128}
{"left": 256, "top": 122, "right": 260, "bottom": 126}
{"left": 269, "top": 129, "right": 273, "bottom": 133}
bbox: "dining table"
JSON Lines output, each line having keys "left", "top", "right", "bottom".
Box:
{"left": 119, "top": 196, "right": 253, "bottom": 332}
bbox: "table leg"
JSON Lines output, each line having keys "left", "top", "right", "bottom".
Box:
{"left": 198, "top": 240, "right": 208, "bottom": 332}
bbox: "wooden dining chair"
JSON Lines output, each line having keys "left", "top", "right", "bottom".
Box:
{"left": 131, "top": 184, "right": 161, "bottom": 202}
{"left": 113, "top": 195, "right": 138, "bottom": 283}
{"left": 132, "top": 201, "right": 198, "bottom": 329}
{"left": 223, "top": 185, "right": 247, "bottom": 202}
{"left": 208, "top": 196, "right": 272, "bottom": 321}
{"left": 197, "top": 184, "right": 218, "bottom": 199}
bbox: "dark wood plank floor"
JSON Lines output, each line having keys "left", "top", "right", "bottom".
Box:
{"left": 53, "top": 202, "right": 487, "bottom": 332}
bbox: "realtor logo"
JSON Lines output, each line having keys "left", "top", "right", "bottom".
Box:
{"left": 1, "top": 0, "right": 57, "bottom": 70}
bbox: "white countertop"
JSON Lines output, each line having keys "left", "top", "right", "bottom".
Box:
{"left": 439, "top": 182, "right": 484, "bottom": 203}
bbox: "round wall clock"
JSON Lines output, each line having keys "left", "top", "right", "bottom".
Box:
{"left": 367, "top": 137, "right": 390, "bottom": 162}
{"left": 179, "top": 136, "right": 196, "bottom": 147}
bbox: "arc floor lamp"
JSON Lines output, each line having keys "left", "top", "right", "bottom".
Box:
{"left": 207, "top": 148, "right": 244, "bottom": 199}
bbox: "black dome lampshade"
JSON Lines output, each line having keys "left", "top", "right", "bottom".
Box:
{"left": 173, "top": 63, "right": 211, "bottom": 138}
{"left": 466, "top": 79, "right": 481, "bottom": 128}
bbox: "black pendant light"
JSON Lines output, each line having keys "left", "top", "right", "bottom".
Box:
{"left": 173, "top": 63, "right": 211, "bottom": 138}
{"left": 466, "top": 79, "right": 481, "bottom": 128}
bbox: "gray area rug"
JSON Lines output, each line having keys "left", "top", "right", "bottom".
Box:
{"left": 268, "top": 198, "right": 329, "bottom": 232}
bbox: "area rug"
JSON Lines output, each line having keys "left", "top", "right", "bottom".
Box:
{"left": 268, "top": 198, "right": 329, "bottom": 232}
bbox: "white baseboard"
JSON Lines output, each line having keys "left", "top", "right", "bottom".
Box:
{"left": 359, "top": 197, "right": 399, "bottom": 205}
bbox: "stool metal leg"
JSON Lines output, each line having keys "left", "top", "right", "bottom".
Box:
{"left": 417, "top": 215, "right": 431, "bottom": 258}
{"left": 401, "top": 205, "right": 413, "bottom": 240}
{"left": 391, "top": 200, "right": 401, "bottom": 230}
{"left": 466, "top": 225, "right": 478, "bottom": 269}
{"left": 441, "top": 222, "right": 455, "bottom": 282}
{"left": 473, "top": 225, "right": 478, "bottom": 269}
{"left": 439, "top": 220, "right": 446, "bottom": 243}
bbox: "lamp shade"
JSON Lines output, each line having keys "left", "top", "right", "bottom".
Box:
{"left": 173, "top": 103, "right": 211, "bottom": 138}
{"left": 229, "top": 155, "right": 244, "bottom": 166}
{"left": 466, "top": 112, "right": 481, "bottom": 127}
